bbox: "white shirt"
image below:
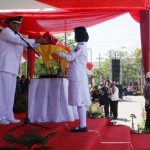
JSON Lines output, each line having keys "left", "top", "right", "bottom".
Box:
{"left": 56, "top": 42, "right": 88, "bottom": 82}
{"left": 0, "top": 27, "right": 35, "bottom": 74}
{"left": 110, "top": 86, "right": 119, "bottom": 101}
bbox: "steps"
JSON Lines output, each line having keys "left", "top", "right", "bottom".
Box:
{"left": 46, "top": 119, "right": 133, "bottom": 150}
{"left": 1, "top": 113, "right": 150, "bottom": 150}
{"left": 95, "top": 125, "right": 132, "bottom": 150}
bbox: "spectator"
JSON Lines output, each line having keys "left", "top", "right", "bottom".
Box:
{"left": 123, "top": 86, "right": 128, "bottom": 96}
{"left": 106, "top": 80, "right": 112, "bottom": 117}
{"left": 99, "top": 82, "right": 109, "bottom": 118}
{"left": 110, "top": 82, "right": 119, "bottom": 119}
{"left": 15, "top": 76, "right": 22, "bottom": 103}
{"left": 91, "top": 85, "right": 99, "bottom": 103}
{"left": 143, "top": 72, "right": 150, "bottom": 129}
{"left": 20, "top": 75, "right": 27, "bottom": 94}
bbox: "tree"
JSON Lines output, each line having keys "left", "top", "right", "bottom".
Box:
{"left": 55, "top": 32, "right": 76, "bottom": 50}
{"left": 121, "top": 48, "right": 142, "bottom": 86}
{"left": 92, "top": 47, "right": 142, "bottom": 87}
{"left": 92, "top": 59, "right": 110, "bottom": 85}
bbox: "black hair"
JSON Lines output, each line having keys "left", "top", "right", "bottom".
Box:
{"left": 74, "top": 26, "right": 89, "bottom": 42}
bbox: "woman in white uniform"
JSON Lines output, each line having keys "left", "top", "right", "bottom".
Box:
{"left": 56, "top": 26, "right": 91, "bottom": 132}
{"left": 0, "top": 16, "right": 47, "bottom": 125}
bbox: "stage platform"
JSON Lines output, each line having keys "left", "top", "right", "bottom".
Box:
{"left": 0, "top": 113, "right": 150, "bottom": 150}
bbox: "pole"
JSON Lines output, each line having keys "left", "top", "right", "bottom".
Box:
{"left": 109, "top": 50, "right": 112, "bottom": 81}
{"left": 119, "top": 52, "right": 122, "bottom": 84}
{"left": 90, "top": 48, "right": 92, "bottom": 63}
{"left": 90, "top": 48, "right": 93, "bottom": 85}
{"left": 65, "top": 32, "right": 67, "bottom": 45}
{"left": 99, "top": 54, "right": 100, "bottom": 68}
{"left": 140, "top": 59, "right": 144, "bottom": 90}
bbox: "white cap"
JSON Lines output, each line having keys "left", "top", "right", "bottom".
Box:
{"left": 146, "top": 72, "right": 150, "bottom": 78}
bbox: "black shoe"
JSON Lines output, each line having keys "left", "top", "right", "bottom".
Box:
{"left": 70, "top": 126, "right": 88, "bottom": 132}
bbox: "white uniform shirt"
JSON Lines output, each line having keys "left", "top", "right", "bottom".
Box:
{"left": 110, "top": 86, "right": 119, "bottom": 101}
{"left": 57, "top": 42, "right": 88, "bottom": 82}
{"left": 0, "top": 27, "right": 35, "bottom": 75}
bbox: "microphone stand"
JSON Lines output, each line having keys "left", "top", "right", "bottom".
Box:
{"left": 8, "top": 24, "right": 50, "bottom": 132}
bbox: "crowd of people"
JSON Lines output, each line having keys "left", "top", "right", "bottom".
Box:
{"left": 123, "top": 85, "right": 140, "bottom": 96}
{"left": 90, "top": 80, "right": 119, "bottom": 119}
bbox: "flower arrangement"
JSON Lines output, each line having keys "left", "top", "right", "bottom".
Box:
{"left": 137, "top": 103, "right": 150, "bottom": 134}
{"left": 86, "top": 103, "right": 104, "bottom": 118}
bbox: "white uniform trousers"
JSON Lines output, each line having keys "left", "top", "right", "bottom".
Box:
{"left": 0, "top": 71, "right": 16, "bottom": 120}
{"left": 68, "top": 80, "right": 91, "bottom": 106}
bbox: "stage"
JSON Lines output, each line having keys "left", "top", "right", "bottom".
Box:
{"left": 0, "top": 113, "right": 150, "bottom": 150}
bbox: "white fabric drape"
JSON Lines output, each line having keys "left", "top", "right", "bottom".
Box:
{"left": 28, "top": 78, "right": 79, "bottom": 122}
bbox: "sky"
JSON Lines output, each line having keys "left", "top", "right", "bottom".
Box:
{"left": 86, "top": 13, "right": 141, "bottom": 62}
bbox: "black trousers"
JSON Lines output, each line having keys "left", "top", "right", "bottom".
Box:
{"left": 104, "top": 98, "right": 110, "bottom": 117}
{"left": 110, "top": 100, "right": 118, "bottom": 119}
{"left": 145, "top": 105, "right": 150, "bottom": 129}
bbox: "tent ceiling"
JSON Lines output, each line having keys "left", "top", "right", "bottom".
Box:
{"left": 0, "top": 0, "right": 64, "bottom": 12}
{"left": 0, "top": 0, "right": 149, "bottom": 34}
{"left": 38, "top": 0, "right": 150, "bottom": 10}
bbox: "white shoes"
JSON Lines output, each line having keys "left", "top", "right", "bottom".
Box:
{"left": 7, "top": 119, "right": 21, "bottom": 123}
{"left": 0, "top": 120, "right": 10, "bottom": 125}
{"left": 0, "top": 119, "right": 21, "bottom": 125}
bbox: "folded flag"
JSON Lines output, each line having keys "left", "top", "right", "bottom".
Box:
{"left": 37, "top": 32, "right": 71, "bottom": 75}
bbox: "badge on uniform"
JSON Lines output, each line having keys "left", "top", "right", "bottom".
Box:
{"left": 74, "top": 47, "right": 80, "bottom": 52}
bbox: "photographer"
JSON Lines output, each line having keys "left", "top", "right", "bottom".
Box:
{"left": 99, "top": 82, "right": 109, "bottom": 118}
{"left": 91, "top": 85, "right": 99, "bottom": 103}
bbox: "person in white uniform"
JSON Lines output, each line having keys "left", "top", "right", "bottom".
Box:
{"left": 0, "top": 16, "right": 47, "bottom": 125}
{"left": 56, "top": 26, "right": 91, "bottom": 132}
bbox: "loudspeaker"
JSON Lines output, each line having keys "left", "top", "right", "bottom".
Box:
{"left": 112, "top": 59, "right": 120, "bottom": 82}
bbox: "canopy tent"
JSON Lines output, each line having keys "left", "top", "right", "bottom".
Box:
{"left": 0, "top": 0, "right": 148, "bottom": 34}
{"left": 0, "top": 0, "right": 150, "bottom": 78}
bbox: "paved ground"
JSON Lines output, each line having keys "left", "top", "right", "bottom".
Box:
{"left": 112, "top": 95, "right": 145, "bottom": 130}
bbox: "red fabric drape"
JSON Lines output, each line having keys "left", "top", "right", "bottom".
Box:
{"left": 23, "top": 49, "right": 39, "bottom": 78}
{"left": 28, "top": 49, "right": 35, "bottom": 79}
{"left": 129, "top": 10, "right": 140, "bottom": 23}
{"left": 27, "top": 34, "right": 36, "bottom": 79}
{"left": 140, "top": 10, "right": 150, "bottom": 76}
{"left": 0, "top": 10, "right": 128, "bottom": 34}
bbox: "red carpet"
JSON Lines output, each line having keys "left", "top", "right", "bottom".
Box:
{"left": 0, "top": 113, "right": 150, "bottom": 150}
{"left": 131, "top": 133, "right": 150, "bottom": 150}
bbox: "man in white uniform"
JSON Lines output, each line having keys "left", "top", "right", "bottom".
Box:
{"left": 0, "top": 16, "right": 47, "bottom": 125}
{"left": 56, "top": 26, "right": 91, "bottom": 132}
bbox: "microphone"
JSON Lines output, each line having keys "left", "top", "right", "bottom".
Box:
{"left": 1, "top": 20, "right": 9, "bottom": 24}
